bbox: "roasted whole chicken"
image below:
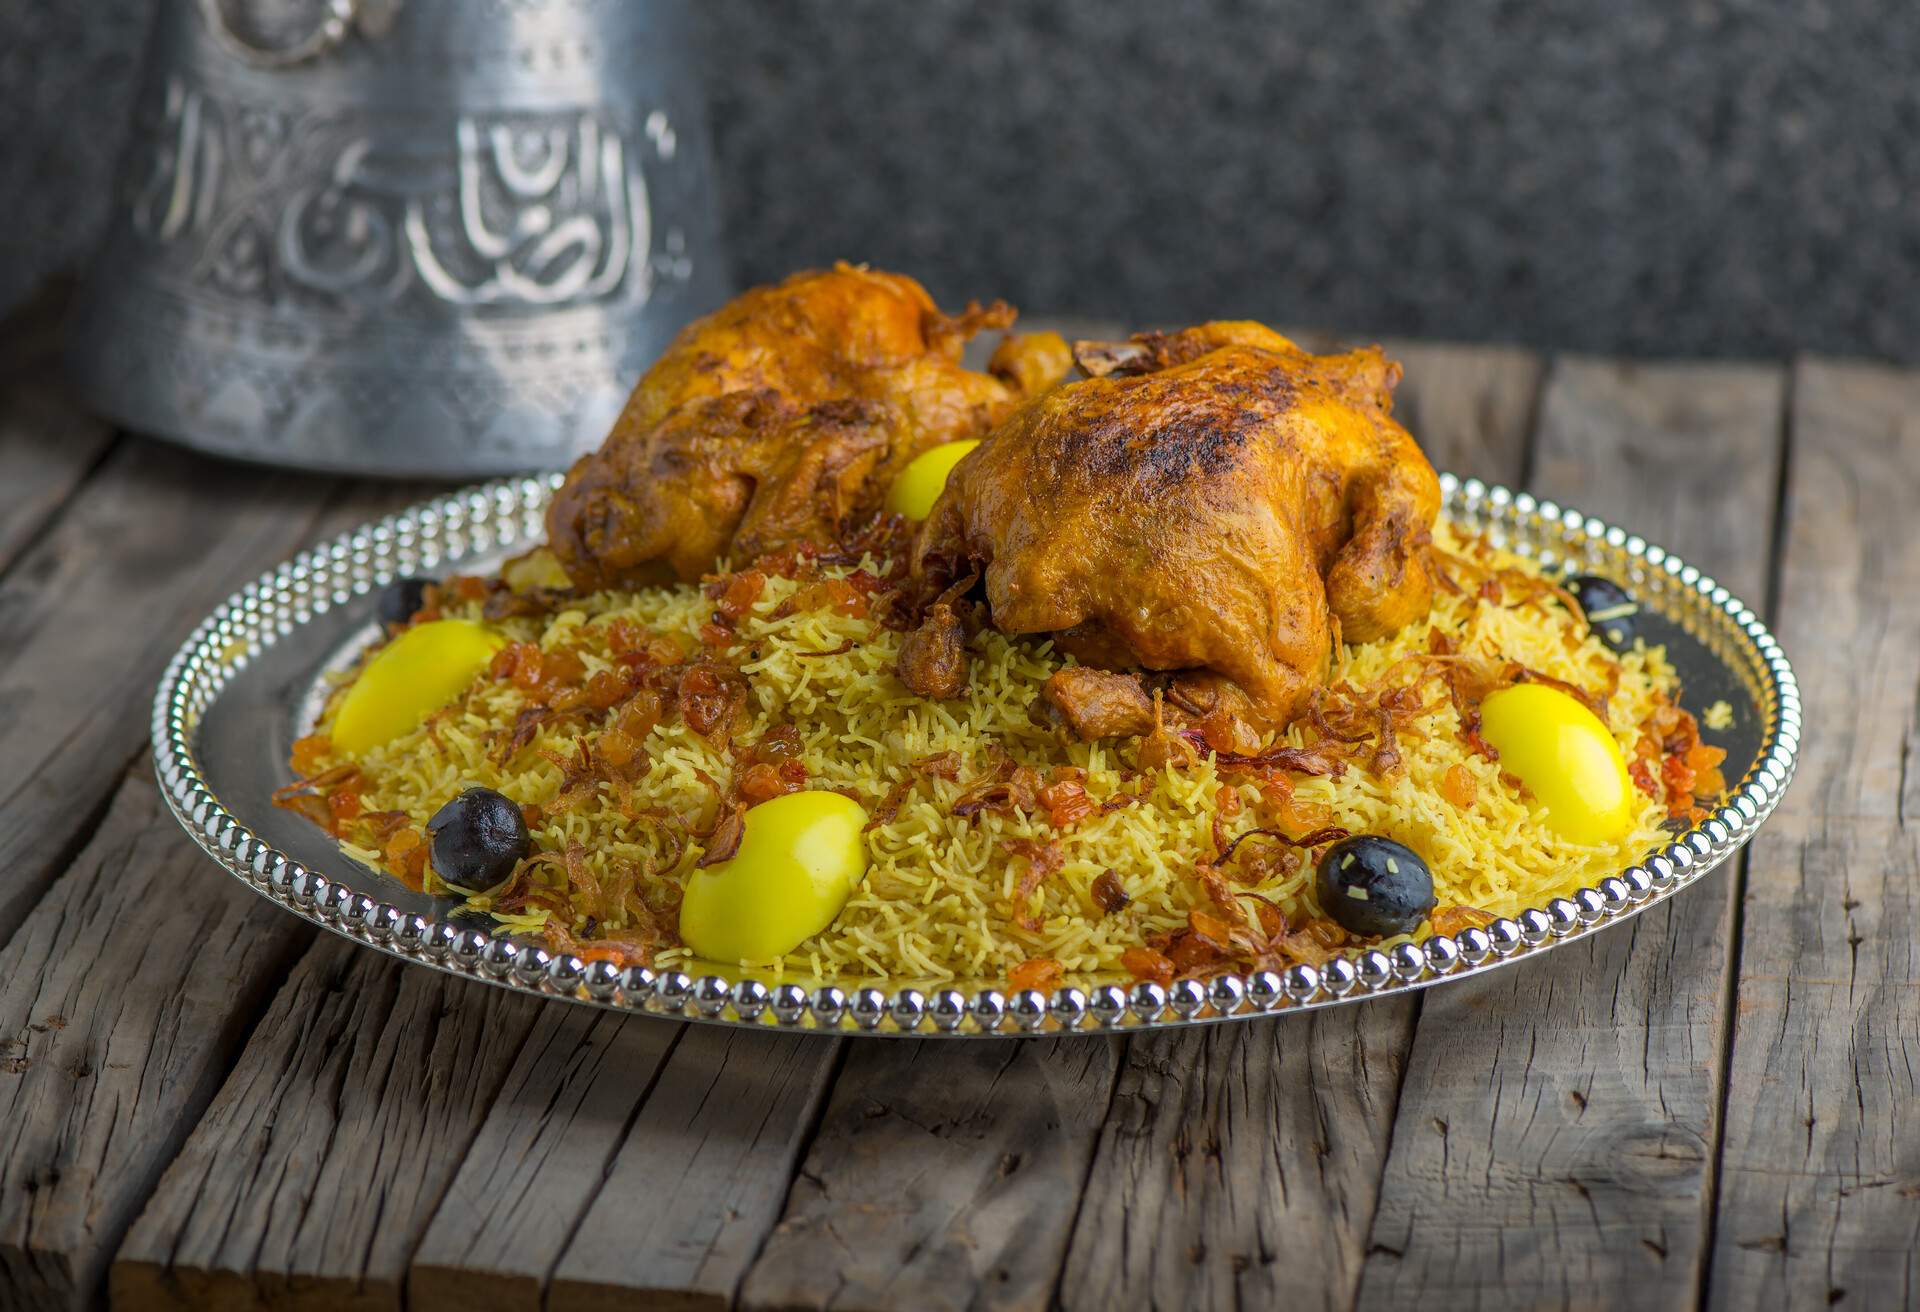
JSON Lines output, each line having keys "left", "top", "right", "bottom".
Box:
{"left": 545, "top": 263, "right": 1071, "bottom": 589}
{"left": 910, "top": 322, "right": 1441, "bottom": 731}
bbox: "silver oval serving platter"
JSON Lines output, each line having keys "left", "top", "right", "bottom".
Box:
{"left": 154, "top": 473, "right": 1799, "bottom": 1037}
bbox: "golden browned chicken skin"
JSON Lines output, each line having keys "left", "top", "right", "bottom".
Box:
{"left": 546, "top": 263, "right": 1070, "bottom": 589}
{"left": 912, "top": 321, "right": 1441, "bottom": 730}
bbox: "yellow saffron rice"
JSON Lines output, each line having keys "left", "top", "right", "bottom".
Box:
{"left": 320, "top": 524, "right": 1686, "bottom": 987}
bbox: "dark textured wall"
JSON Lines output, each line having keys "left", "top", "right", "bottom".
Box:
{"left": 6, "top": 1, "right": 1916, "bottom": 359}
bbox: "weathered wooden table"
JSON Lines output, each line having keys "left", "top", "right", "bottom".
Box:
{"left": 1, "top": 295, "right": 1914, "bottom": 1312}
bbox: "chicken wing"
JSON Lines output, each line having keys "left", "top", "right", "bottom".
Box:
{"left": 910, "top": 321, "right": 1440, "bottom": 731}
{"left": 547, "top": 263, "right": 1070, "bottom": 589}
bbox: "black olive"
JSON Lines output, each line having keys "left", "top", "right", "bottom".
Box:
{"left": 1316, "top": 836, "right": 1436, "bottom": 938}
{"left": 427, "top": 787, "right": 532, "bottom": 890}
{"left": 376, "top": 576, "right": 433, "bottom": 628}
{"left": 1566, "top": 573, "right": 1638, "bottom": 651}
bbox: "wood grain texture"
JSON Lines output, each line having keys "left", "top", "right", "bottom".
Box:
{"left": 0, "top": 468, "right": 434, "bottom": 1306}
{"left": 548, "top": 1025, "right": 842, "bottom": 1312}
{"left": 1358, "top": 358, "right": 1787, "bottom": 1310}
{"left": 0, "top": 381, "right": 114, "bottom": 580}
{"left": 110, "top": 940, "right": 546, "bottom": 1312}
{"left": 1528, "top": 360, "right": 1785, "bottom": 587}
{"left": 0, "top": 441, "right": 335, "bottom": 948}
{"left": 1385, "top": 339, "right": 1544, "bottom": 486}
{"left": 1706, "top": 359, "right": 1920, "bottom": 1308}
{"left": 0, "top": 768, "right": 312, "bottom": 1311}
{"left": 408, "top": 1009, "right": 683, "bottom": 1312}
{"left": 738, "top": 1037, "right": 1122, "bottom": 1312}
{"left": 0, "top": 280, "right": 113, "bottom": 578}
{"left": 1059, "top": 1006, "right": 1413, "bottom": 1312}
{"left": 1046, "top": 341, "right": 1544, "bottom": 1312}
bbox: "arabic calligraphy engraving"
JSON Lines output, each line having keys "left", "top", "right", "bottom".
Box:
{"left": 401, "top": 116, "right": 649, "bottom": 306}
{"left": 131, "top": 78, "right": 223, "bottom": 243}
{"left": 127, "top": 75, "right": 673, "bottom": 311}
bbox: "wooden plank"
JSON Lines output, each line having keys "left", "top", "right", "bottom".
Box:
{"left": 0, "top": 382, "right": 115, "bottom": 580}
{"left": 407, "top": 1009, "right": 683, "bottom": 1312}
{"left": 1705, "top": 358, "right": 1920, "bottom": 1308}
{"left": 0, "top": 282, "right": 117, "bottom": 580}
{"left": 547, "top": 1025, "right": 842, "bottom": 1312}
{"left": 0, "top": 440, "right": 339, "bottom": 949}
{"left": 1527, "top": 360, "right": 1785, "bottom": 585}
{"left": 110, "top": 940, "right": 546, "bottom": 1312}
{"left": 0, "top": 766, "right": 313, "bottom": 1310}
{"left": 1385, "top": 338, "right": 1544, "bottom": 486}
{"left": 1059, "top": 1008, "right": 1411, "bottom": 1312}
{"left": 0, "top": 466, "right": 458, "bottom": 1307}
{"left": 1357, "top": 358, "right": 1787, "bottom": 1309}
{"left": 1047, "top": 342, "right": 1545, "bottom": 1311}
{"left": 738, "top": 1037, "right": 1122, "bottom": 1312}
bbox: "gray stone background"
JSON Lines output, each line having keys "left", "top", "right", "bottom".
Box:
{"left": 4, "top": 0, "right": 1912, "bottom": 359}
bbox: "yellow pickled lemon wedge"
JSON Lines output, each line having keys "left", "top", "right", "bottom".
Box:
{"left": 679, "top": 790, "right": 870, "bottom": 963}
{"left": 330, "top": 619, "right": 505, "bottom": 756}
{"left": 1479, "top": 683, "right": 1634, "bottom": 845}
{"left": 884, "top": 439, "right": 980, "bottom": 520}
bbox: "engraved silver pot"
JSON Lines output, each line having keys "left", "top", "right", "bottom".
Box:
{"left": 65, "top": 0, "right": 730, "bottom": 476}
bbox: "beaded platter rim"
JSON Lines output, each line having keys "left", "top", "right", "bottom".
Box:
{"left": 153, "top": 472, "right": 1801, "bottom": 1037}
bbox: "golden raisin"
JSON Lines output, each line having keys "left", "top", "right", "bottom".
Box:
{"left": 1121, "top": 947, "right": 1174, "bottom": 987}
{"left": 1440, "top": 763, "right": 1478, "bottom": 809}
{"left": 596, "top": 728, "right": 641, "bottom": 769}
{"left": 326, "top": 787, "right": 363, "bottom": 826}
{"left": 290, "top": 734, "right": 332, "bottom": 776}
{"left": 603, "top": 617, "right": 644, "bottom": 655}
{"left": 1008, "top": 957, "right": 1063, "bottom": 992}
{"left": 581, "top": 669, "right": 627, "bottom": 710}
{"left": 384, "top": 827, "right": 427, "bottom": 887}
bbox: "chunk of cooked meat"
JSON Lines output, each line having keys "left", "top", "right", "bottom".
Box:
{"left": 1043, "top": 667, "right": 1156, "bottom": 740}
{"left": 546, "top": 263, "right": 1069, "bottom": 589}
{"left": 914, "top": 321, "right": 1440, "bottom": 730}
{"left": 896, "top": 601, "right": 971, "bottom": 699}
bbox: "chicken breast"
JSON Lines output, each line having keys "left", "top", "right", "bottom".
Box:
{"left": 909, "top": 321, "right": 1440, "bottom": 730}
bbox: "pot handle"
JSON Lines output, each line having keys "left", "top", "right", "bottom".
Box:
{"left": 196, "top": 0, "right": 361, "bottom": 68}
